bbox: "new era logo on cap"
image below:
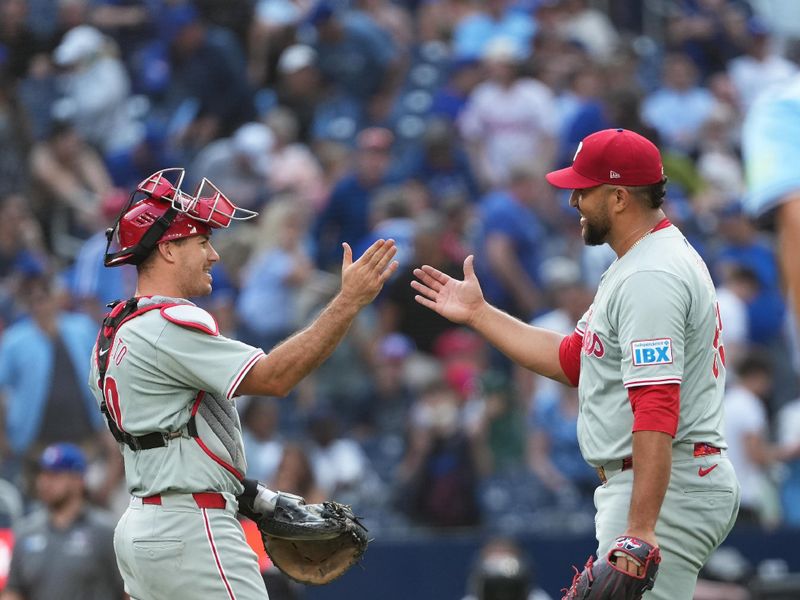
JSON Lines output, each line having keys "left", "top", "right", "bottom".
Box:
{"left": 546, "top": 128, "right": 664, "bottom": 190}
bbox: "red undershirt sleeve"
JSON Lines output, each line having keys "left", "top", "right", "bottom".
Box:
{"left": 558, "top": 330, "right": 582, "bottom": 387}
{"left": 628, "top": 383, "right": 680, "bottom": 437}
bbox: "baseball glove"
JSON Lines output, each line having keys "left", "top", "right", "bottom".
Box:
{"left": 248, "top": 490, "right": 369, "bottom": 585}
{"left": 561, "top": 535, "right": 661, "bottom": 600}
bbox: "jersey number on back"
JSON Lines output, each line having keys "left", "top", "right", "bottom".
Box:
{"left": 104, "top": 376, "right": 124, "bottom": 431}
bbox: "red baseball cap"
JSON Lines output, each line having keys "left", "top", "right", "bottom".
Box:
{"left": 546, "top": 128, "right": 664, "bottom": 189}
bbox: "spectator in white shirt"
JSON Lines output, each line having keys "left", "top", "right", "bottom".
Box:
{"left": 459, "top": 37, "right": 558, "bottom": 188}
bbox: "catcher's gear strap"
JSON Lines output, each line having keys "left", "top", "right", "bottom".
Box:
{"left": 95, "top": 297, "right": 196, "bottom": 451}
{"left": 104, "top": 205, "right": 179, "bottom": 267}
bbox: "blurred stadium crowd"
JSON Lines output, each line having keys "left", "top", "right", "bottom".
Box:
{"left": 2, "top": 0, "right": 800, "bottom": 596}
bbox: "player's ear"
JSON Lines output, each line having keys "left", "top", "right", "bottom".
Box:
{"left": 611, "top": 186, "right": 630, "bottom": 213}
{"left": 156, "top": 240, "right": 178, "bottom": 264}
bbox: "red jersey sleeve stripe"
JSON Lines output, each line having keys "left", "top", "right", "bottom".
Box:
{"left": 226, "top": 350, "right": 265, "bottom": 399}
{"left": 558, "top": 331, "right": 582, "bottom": 387}
{"left": 628, "top": 383, "right": 680, "bottom": 437}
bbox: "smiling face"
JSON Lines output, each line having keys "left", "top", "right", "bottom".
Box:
{"left": 570, "top": 185, "right": 614, "bottom": 246}
{"left": 165, "top": 234, "right": 219, "bottom": 297}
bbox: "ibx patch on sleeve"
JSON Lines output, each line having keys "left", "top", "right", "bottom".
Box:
{"left": 631, "top": 338, "right": 673, "bottom": 366}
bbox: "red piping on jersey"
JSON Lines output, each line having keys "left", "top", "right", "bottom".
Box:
{"left": 190, "top": 391, "right": 245, "bottom": 481}
{"left": 628, "top": 383, "right": 680, "bottom": 437}
{"left": 651, "top": 218, "right": 671, "bottom": 232}
{"left": 202, "top": 508, "right": 237, "bottom": 600}
{"left": 226, "top": 351, "right": 265, "bottom": 399}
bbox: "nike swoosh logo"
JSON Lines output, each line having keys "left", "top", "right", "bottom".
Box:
{"left": 698, "top": 464, "right": 718, "bottom": 477}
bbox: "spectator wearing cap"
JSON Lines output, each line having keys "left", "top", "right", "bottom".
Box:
{"left": 459, "top": 37, "right": 558, "bottom": 188}
{"left": 188, "top": 121, "right": 274, "bottom": 212}
{"left": 273, "top": 43, "right": 362, "bottom": 146}
{"left": 248, "top": 0, "right": 308, "bottom": 87}
{"left": 3, "top": 443, "right": 124, "bottom": 600}
{"left": 52, "top": 25, "right": 142, "bottom": 156}
{"left": 313, "top": 126, "right": 397, "bottom": 270}
{"left": 275, "top": 44, "right": 329, "bottom": 143}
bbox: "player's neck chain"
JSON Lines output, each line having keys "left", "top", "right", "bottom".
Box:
{"left": 626, "top": 230, "right": 651, "bottom": 255}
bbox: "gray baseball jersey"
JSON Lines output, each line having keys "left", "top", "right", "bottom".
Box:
{"left": 574, "top": 223, "right": 727, "bottom": 466}
{"left": 88, "top": 296, "right": 271, "bottom": 599}
{"left": 572, "top": 223, "right": 739, "bottom": 599}
{"left": 87, "top": 296, "right": 264, "bottom": 496}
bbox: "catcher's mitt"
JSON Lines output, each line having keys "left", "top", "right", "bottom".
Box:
{"left": 561, "top": 535, "right": 661, "bottom": 600}
{"left": 256, "top": 492, "right": 369, "bottom": 585}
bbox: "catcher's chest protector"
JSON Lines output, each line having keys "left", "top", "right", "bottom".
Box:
{"left": 95, "top": 297, "right": 246, "bottom": 478}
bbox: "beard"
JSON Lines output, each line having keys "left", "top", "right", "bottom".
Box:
{"left": 582, "top": 211, "right": 611, "bottom": 246}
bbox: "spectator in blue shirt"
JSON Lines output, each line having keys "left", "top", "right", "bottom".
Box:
{"left": 641, "top": 52, "right": 716, "bottom": 154}
{"left": 307, "top": 2, "right": 396, "bottom": 104}
{"left": 410, "top": 118, "right": 481, "bottom": 205}
{"left": 452, "top": 0, "right": 535, "bottom": 60}
{"left": 314, "top": 127, "right": 397, "bottom": 270}
{"left": 473, "top": 164, "right": 547, "bottom": 320}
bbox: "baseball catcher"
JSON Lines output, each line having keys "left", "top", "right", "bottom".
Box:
{"left": 237, "top": 479, "right": 369, "bottom": 585}
{"left": 561, "top": 536, "right": 661, "bottom": 600}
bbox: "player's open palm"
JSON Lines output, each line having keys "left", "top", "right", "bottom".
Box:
{"left": 411, "top": 255, "right": 485, "bottom": 325}
{"left": 341, "top": 239, "right": 399, "bottom": 307}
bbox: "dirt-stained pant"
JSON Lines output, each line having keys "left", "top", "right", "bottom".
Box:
{"left": 114, "top": 493, "right": 268, "bottom": 600}
{"left": 593, "top": 442, "right": 740, "bottom": 600}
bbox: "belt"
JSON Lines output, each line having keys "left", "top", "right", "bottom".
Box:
{"left": 596, "top": 442, "right": 722, "bottom": 484}
{"left": 141, "top": 492, "right": 227, "bottom": 509}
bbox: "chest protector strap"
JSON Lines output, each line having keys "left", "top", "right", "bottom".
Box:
{"left": 96, "top": 298, "right": 197, "bottom": 451}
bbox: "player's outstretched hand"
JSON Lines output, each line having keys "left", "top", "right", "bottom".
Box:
{"left": 340, "top": 239, "right": 398, "bottom": 307}
{"left": 411, "top": 255, "right": 486, "bottom": 326}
